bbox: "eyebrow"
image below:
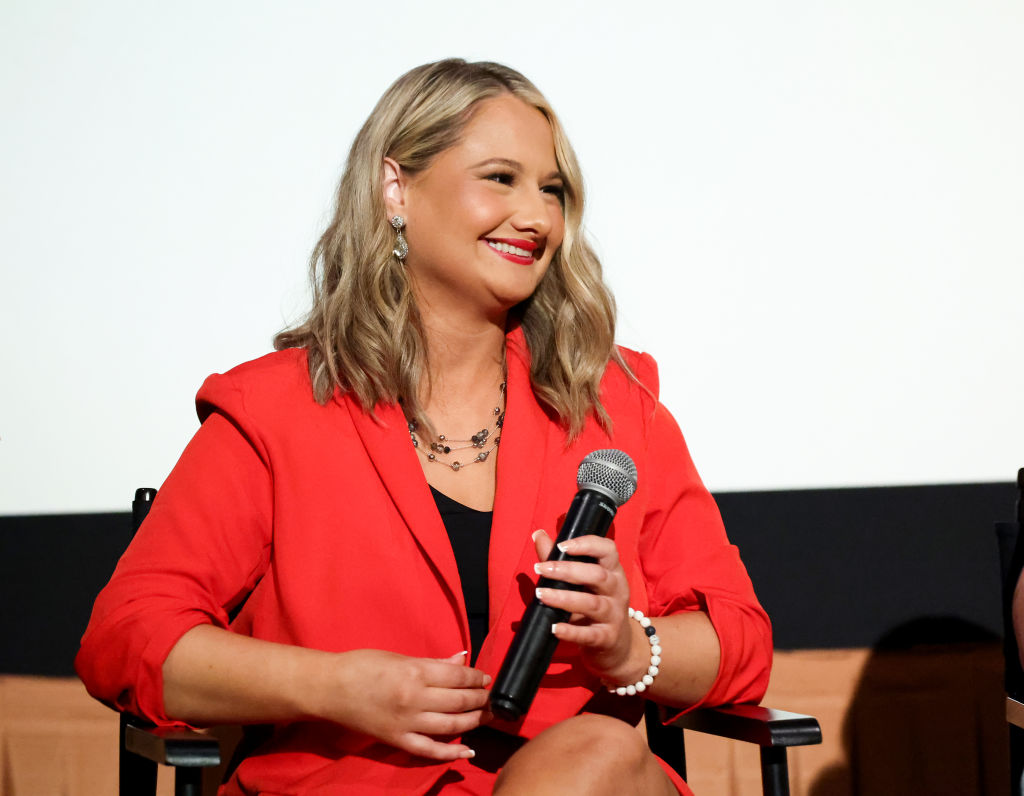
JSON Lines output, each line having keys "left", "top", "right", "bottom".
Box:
{"left": 470, "top": 157, "right": 564, "bottom": 182}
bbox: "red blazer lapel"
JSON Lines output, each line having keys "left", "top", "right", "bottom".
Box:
{"left": 480, "top": 330, "right": 553, "bottom": 670}
{"left": 344, "top": 397, "right": 469, "bottom": 647}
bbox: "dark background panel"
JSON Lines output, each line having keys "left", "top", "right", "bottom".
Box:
{"left": 1, "top": 512, "right": 133, "bottom": 676}
{"left": 0, "top": 481, "right": 1016, "bottom": 676}
{"left": 718, "top": 482, "right": 1014, "bottom": 650}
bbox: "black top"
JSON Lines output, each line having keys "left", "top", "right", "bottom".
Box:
{"left": 430, "top": 486, "right": 491, "bottom": 664}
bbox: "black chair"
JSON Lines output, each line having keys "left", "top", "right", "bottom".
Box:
{"left": 997, "top": 468, "right": 1024, "bottom": 795}
{"left": 120, "top": 712, "right": 221, "bottom": 796}
{"left": 119, "top": 488, "right": 223, "bottom": 796}
{"left": 646, "top": 702, "right": 821, "bottom": 796}
{"left": 120, "top": 487, "right": 821, "bottom": 795}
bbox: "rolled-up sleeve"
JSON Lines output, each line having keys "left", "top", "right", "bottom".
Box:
{"left": 632, "top": 353, "right": 772, "bottom": 710}
{"left": 75, "top": 374, "right": 273, "bottom": 723}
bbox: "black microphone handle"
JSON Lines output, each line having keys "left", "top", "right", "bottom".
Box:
{"left": 490, "top": 489, "right": 618, "bottom": 722}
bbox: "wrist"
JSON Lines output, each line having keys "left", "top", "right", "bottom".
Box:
{"left": 294, "top": 647, "right": 347, "bottom": 721}
{"left": 604, "top": 608, "right": 662, "bottom": 696}
{"left": 600, "top": 612, "right": 649, "bottom": 685}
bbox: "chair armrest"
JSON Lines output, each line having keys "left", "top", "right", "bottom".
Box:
{"left": 668, "top": 704, "right": 822, "bottom": 748}
{"left": 123, "top": 719, "right": 222, "bottom": 768}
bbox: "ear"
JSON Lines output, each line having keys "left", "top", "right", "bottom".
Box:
{"left": 382, "top": 157, "right": 408, "bottom": 220}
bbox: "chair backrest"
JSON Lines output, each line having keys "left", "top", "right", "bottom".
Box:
{"left": 119, "top": 488, "right": 159, "bottom": 794}
{"left": 121, "top": 487, "right": 229, "bottom": 796}
{"left": 997, "top": 469, "right": 1024, "bottom": 796}
{"left": 998, "top": 469, "right": 1024, "bottom": 699}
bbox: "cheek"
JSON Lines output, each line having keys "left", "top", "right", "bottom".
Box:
{"left": 549, "top": 209, "right": 566, "bottom": 251}
{"left": 457, "top": 189, "right": 507, "bottom": 232}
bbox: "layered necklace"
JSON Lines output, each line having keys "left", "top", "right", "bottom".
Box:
{"left": 407, "top": 381, "right": 506, "bottom": 472}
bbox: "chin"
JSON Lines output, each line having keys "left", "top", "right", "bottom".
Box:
{"left": 494, "top": 271, "right": 547, "bottom": 305}
{"left": 491, "top": 287, "right": 541, "bottom": 314}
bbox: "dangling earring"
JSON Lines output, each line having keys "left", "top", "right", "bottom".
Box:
{"left": 391, "top": 216, "right": 408, "bottom": 261}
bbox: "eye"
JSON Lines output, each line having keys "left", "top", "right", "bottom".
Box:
{"left": 542, "top": 183, "right": 566, "bottom": 203}
{"left": 485, "top": 171, "right": 515, "bottom": 186}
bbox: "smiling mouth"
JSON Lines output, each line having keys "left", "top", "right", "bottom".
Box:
{"left": 486, "top": 240, "right": 537, "bottom": 259}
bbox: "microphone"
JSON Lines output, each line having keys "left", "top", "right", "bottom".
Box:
{"left": 489, "top": 448, "right": 638, "bottom": 722}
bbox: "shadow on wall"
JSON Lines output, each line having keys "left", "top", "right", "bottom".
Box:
{"left": 808, "top": 616, "right": 1006, "bottom": 796}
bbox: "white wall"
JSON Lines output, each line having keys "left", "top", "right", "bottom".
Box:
{"left": 2, "top": 1, "right": 1022, "bottom": 514}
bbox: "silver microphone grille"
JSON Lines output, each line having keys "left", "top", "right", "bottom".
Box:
{"left": 576, "top": 449, "right": 638, "bottom": 506}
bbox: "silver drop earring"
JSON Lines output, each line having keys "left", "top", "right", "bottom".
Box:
{"left": 391, "top": 215, "right": 408, "bottom": 261}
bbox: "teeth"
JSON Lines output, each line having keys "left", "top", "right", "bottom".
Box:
{"left": 488, "top": 240, "right": 532, "bottom": 258}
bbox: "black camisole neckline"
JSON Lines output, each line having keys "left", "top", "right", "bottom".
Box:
{"left": 429, "top": 486, "right": 492, "bottom": 664}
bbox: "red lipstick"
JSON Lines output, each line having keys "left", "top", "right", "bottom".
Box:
{"left": 484, "top": 237, "right": 538, "bottom": 265}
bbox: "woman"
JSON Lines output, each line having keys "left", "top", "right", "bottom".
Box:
{"left": 77, "top": 59, "right": 771, "bottom": 795}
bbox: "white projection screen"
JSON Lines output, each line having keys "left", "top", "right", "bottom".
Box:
{"left": 2, "top": 1, "right": 1022, "bottom": 514}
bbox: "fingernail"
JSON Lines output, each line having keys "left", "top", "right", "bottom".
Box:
{"left": 533, "top": 563, "right": 543, "bottom": 575}
{"left": 483, "top": 674, "right": 492, "bottom": 686}
{"left": 535, "top": 587, "right": 544, "bottom": 602}
{"left": 532, "top": 529, "right": 546, "bottom": 541}
{"left": 452, "top": 650, "right": 468, "bottom": 658}
{"left": 463, "top": 748, "right": 476, "bottom": 759}
{"left": 557, "top": 540, "right": 570, "bottom": 552}
{"left": 551, "top": 623, "right": 559, "bottom": 635}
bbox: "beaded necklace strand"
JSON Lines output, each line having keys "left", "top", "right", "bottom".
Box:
{"left": 407, "top": 382, "right": 506, "bottom": 472}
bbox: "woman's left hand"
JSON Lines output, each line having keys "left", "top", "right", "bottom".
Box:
{"left": 532, "top": 530, "right": 642, "bottom": 685}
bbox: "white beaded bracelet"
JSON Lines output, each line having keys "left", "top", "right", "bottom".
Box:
{"left": 607, "top": 607, "right": 662, "bottom": 696}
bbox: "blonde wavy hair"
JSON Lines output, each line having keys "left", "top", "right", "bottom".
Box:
{"left": 275, "top": 58, "right": 627, "bottom": 436}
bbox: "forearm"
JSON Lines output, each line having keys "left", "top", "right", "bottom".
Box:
{"left": 163, "top": 625, "right": 490, "bottom": 760}
{"left": 162, "top": 624, "right": 337, "bottom": 725}
{"left": 605, "top": 610, "right": 721, "bottom": 708}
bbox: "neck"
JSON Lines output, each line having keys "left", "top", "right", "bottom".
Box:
{"left": 410, "top": 306, "right": 508, "bottom": 491}
{"left": 420, "top": 315, "right": 508, "bottom": 400}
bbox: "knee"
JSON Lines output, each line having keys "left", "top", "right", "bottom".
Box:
{"left": 541, "top": 714, "right": 651, "bottom": 774}
{"left": 494, "top": 714, "right": 665, "bottom": 796}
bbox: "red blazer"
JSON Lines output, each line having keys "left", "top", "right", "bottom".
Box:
{"left": 76, "top": 328, "right": 771, "bottom": 795}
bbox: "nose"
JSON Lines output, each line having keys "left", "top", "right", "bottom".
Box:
{"left": 510, "top": 187, "right": 558, "bottom": 239}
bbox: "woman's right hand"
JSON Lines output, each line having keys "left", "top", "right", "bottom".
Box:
{"left": 164, "top": 627, "right": 489, "bottom": 761}
{"left": 320, "top": 649, "right": 491, "bottom": 761}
